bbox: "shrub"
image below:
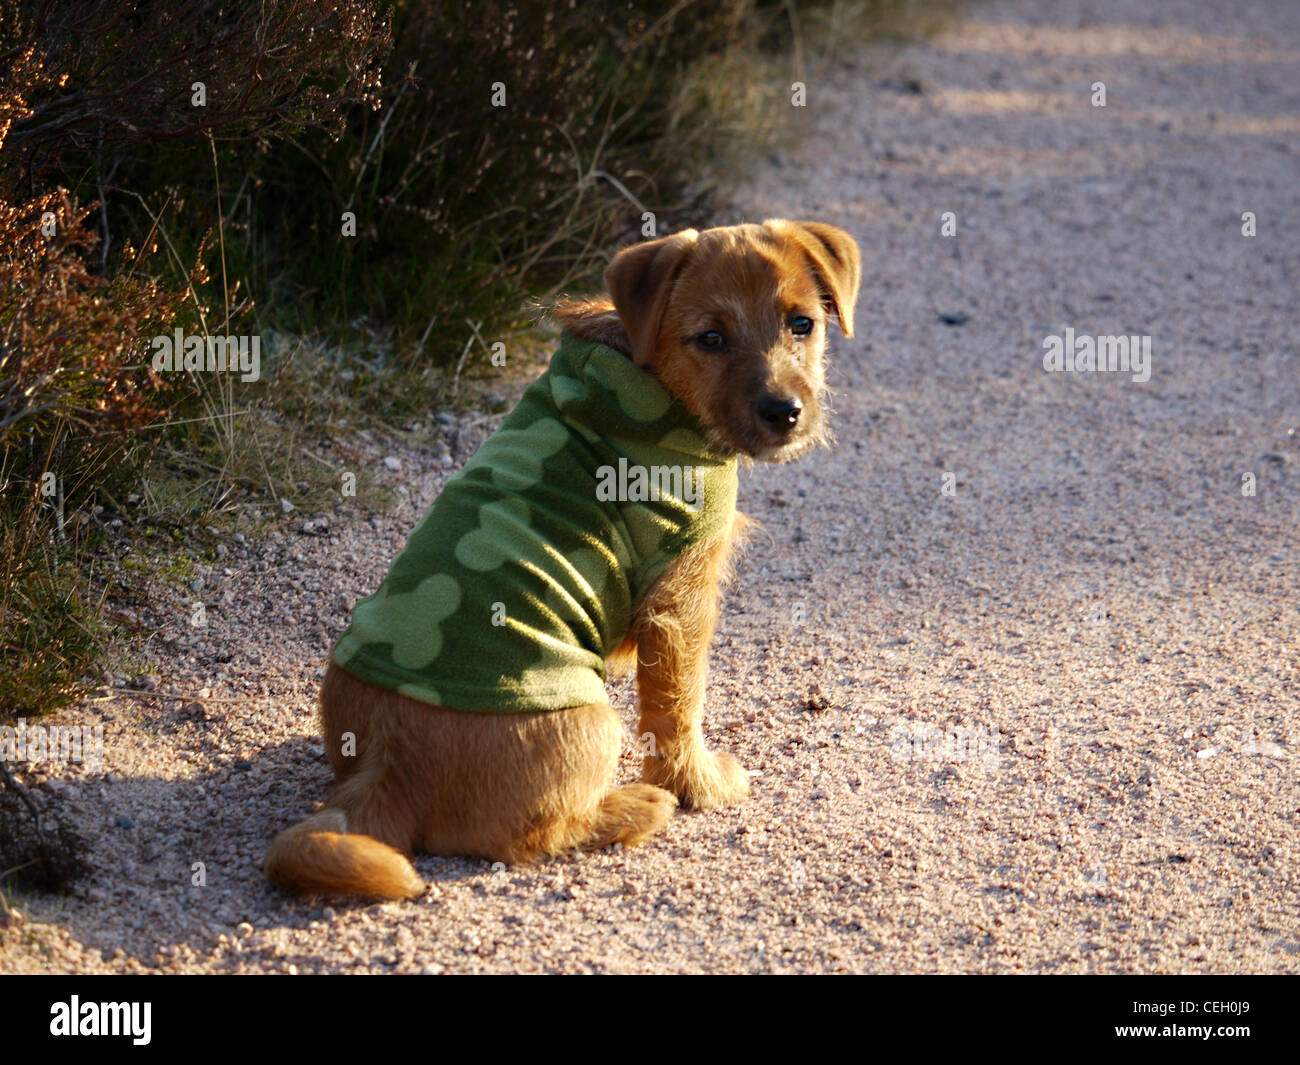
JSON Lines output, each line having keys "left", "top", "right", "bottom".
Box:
{"left": 0, "top": 29, "right": 192, "bottom": 723}
{"left": 1, "top": 0, "right": 389, "bottom": 169}
{"left": 0, "top": 0, "right": 391, "bottom": 890}
{"left": 162, "top": 1, "right": 800, "bottom": 355}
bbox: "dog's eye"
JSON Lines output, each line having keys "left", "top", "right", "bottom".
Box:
{"left": 694, "top": 330, "right": 724, "bottom": 350}
{"left": 789, "top": 316, "right": 814, "bottom": 336}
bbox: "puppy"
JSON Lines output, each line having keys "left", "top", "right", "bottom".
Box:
{"left": 265, "top": 219, "right": 860, "bottom": 899}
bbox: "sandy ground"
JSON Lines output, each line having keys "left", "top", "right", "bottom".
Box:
{"left": 3, "top": 0, "right": 1298, "bottom": 974}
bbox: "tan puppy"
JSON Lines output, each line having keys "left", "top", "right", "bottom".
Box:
{"left": 265, "top": 220, "right": 860, "bottom": 899}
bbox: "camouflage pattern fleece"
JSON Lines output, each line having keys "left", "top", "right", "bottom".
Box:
{"left": 333, "top": 332, "right": 739, "bottom": 712}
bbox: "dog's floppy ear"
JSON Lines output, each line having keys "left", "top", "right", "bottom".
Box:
{"left": 604, "top": 229, "right": 699, "bottom": 366}
{"left": 764, "top": 219, "right": 861, "bottom": 337}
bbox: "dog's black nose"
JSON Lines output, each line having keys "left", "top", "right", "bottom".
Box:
{"left": 758, "top": 395, "right": 802, "bottom": 430}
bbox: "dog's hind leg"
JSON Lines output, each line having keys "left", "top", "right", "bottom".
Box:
{"left": 480, "top": 703, "right": 676, "bottom": 861}
{"left": 583, "top": 783, "right": 678, "bottom": 850}
{"left": 271, "top": 666, "right": 677, "bottom": 890}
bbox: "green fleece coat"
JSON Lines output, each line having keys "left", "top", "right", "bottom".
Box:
{"left": 332, "top": 332, "right": 739, "bottom": 712}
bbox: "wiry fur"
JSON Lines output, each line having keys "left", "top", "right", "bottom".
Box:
{"left": 265, "top": 220, "right": 859, "bottom": 900}
{"left": 633, "top": 512, "right": 755, "bottom": 809}
{"left": 265, "top": 663, "right": 678, "bottom": 897}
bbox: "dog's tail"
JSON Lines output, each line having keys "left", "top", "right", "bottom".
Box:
{"left": 264, "top": 808, "right": 424, "bottom": 900}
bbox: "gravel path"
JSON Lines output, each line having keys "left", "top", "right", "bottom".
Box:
{"left": 4, "top": 0, "right": 1297, "bottom": 974}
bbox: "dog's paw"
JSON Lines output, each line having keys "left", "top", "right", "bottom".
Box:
{"left": 589, "top": 783, "right": 678, "bottom": 850}
{"left": 651, "top": 749, "right": 751, "bottom": 810}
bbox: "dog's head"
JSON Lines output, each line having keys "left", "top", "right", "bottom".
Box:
{"left": 603, "top": 219, "right": 860, "bottom": 462}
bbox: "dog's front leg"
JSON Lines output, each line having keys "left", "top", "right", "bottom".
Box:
{"left": 632, "top": 523, "right": 751, "bottom": 810}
